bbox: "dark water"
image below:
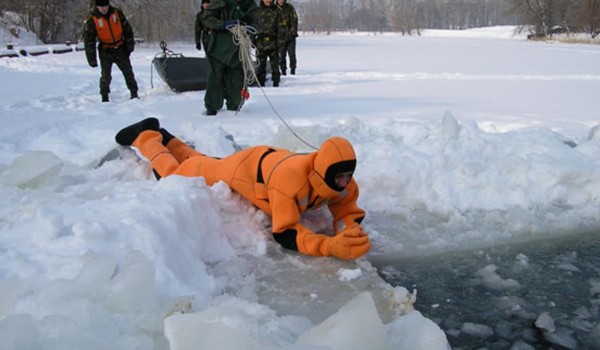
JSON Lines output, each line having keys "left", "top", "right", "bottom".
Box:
{"left": 373, "top": 232, "right": 600, "bottom": 349}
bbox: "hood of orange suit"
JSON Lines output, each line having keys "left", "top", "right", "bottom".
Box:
{"left": 309, "top": 136, "right": 357, "bottom": 196}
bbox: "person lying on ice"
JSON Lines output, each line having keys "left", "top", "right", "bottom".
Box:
{"left": 115, "top": 117, "right": 371, "bottom": 260}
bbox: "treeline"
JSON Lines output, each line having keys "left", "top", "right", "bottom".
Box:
{"left": 0, "top": 0, "right": 202, "bottom": 44}
{"left": 298, "top": 0, "right": 515, "bottom": 35}
{"left": 1, "top": 0, "right": 599, "bottom": 45}
{"left": 507, "top": 0, "right": 600, "bottom": 37}
{"left": 298, "top": 0, "right": 600, "bottom": 37}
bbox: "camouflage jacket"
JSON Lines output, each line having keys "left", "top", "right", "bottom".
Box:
{"left": 277, "top": 1, "right": 298, "bottom": 42}
{"left": 256, "top": 2, "right": 284, "bottom": 52}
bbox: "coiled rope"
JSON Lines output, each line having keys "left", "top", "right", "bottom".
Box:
{"left": 227, "top": 24, "right": 317, "bottom": 151}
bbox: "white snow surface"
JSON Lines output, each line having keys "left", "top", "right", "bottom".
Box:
{"left": 0, "top": 26, "right": 599, "bottom": 349}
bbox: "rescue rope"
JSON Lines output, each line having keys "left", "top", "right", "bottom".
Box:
{"left": 227, "top": 24, "right": 317, "bottom": 151}
{"left": 228, "top": 24, "right": 257, "bottom": 94}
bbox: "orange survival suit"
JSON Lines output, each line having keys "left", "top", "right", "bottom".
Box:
{"left": 130, "top": 127, "right": 370, "bottom": 260}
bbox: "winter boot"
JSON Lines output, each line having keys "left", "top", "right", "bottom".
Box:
{"left": 102, "top": 94, "right": 109, "bottom": 102}
{"left": 273, "top": 81, "right": 279, "bottom": 87}
{"left": 291, "top": 68, "right": 296, "bottom": 75}
{"left": 281, "top": 69, "right": 287, "bottom": 76}
{"left": 115, "top": 117, "right": 160, "bottom": 146}
{"left": 130, "top": 91, "right": 139, "bottom": 99}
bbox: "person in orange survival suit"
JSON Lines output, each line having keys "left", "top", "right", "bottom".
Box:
{"left": 115, "top": 117, "right": 371, "bottom": 260}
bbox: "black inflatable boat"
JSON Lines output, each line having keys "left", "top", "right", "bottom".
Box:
{"left": 152, "top": 41, "right": 208, "bottom": 92}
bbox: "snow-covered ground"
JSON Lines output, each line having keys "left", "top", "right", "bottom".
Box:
{"left": 0, "top": 27, "right": 599, "bottom": 349}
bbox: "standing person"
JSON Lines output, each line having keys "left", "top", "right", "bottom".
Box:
{"left": 114, "top": 117, "right": 371, "bottom": 260}
{"left": 256, "top": 0, "right": 282, "bottom": 87}
{"left": 276, "top": 0, "right": 298, "bottom": 75}
{"left": 83, "top": 0, "right": 138, "bottom": 102}
{"left": 201, "top": 0, "right": 258, "bottom": 116}
{"left": 194, "top": 0, "right": 211, "bottom": 52}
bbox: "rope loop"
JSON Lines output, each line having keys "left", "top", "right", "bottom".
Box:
{"left": 226, "top": 25, "right": 317, "bottom": 150}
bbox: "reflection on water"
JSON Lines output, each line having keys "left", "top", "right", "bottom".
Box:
{"left": 372, "top": 231, "right": 600, "bottom": 349}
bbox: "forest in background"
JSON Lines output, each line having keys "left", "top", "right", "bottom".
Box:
{"left": 1, "top": 0, "right": 599, "bottom": 44}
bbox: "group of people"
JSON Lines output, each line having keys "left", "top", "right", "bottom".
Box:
{"left": 83, "top": 0, "right": 298, "bottom": 117}
{"left": 253, "top": 0, "right": 299, "bottom": 87}
{"left": 195, "top": 0, "right": 299, "bottom": 115}
{"left": 86, "top": 0, "right": 371, "bottom": 261}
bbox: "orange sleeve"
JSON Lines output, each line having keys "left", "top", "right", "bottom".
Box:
{"left": 267, "top": 162, "right": 307, "bottom": 233}
{"left": 267, "top": 168, "right": 334, "bottom": 257}
{"left": 269, "top": 190, "right": 300, "bottom": 233}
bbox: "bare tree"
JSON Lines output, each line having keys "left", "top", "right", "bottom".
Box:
{"left": 388, "top": 0, "right": 421, "bottom": 35}
{"left": 2, "top": 0, "right": 204, "bottom": 44}
{"left": 123, "top": 0, "right": 206, "bottom": 42}
{"left": 507, "top": 0, "right": 579, "bottom": 36}
{"left": 590, "top": 0, "right": 600, "bottom": 36}
{"left": 578, "top": 0, "right": 600, "bottom": 36}
{"left": 299, "top": 0, "right": 341, "bottom": 33}
{"left": 5, "top": 0, "right": 596, "bottom": 43}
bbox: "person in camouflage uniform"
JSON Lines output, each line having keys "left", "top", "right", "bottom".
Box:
{"left": 83, "top": 0, "right": 138, "bottom": 102}
{"left": 201, "top": 0, "right": 258, "bottom": 115}
{"left": 255, "top": 0, "right": 283, "bottom": 87}
{"left": 276, "top": 0, "right": 298, "bottom": 75}
{"left": 194, "top": 0, "right": 211, "bottom": 51}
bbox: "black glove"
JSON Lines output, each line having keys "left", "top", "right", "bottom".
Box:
{"left": 89, "top": 61, "right": 98, "bottom": 68}
{"left": 196, "top": 43, "right": 202, "bottom": 51}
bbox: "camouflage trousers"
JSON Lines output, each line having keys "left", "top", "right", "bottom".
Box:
{"left": 257, "top": 47, "right": 280, "bottom": 86}
{"left": 279, "top": 38, "right": 297, "bottom": 73}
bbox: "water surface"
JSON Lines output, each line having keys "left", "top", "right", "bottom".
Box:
{"left": 373, "top": 231, "right": 600, "bottom": 349}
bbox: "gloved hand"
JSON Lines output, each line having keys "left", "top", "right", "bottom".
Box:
{"left": 196, "top": 43, "right": 202, "bottom": 51}
{"left": 89, "top": 61, "right": 98, "bottom": 68}
{"left": 326, "top": 225, "right": 370, "bottom": 260}
{"left": 223, "top": 19, "right": 246, "bottom": 29}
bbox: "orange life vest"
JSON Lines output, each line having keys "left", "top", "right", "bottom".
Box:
{"left": 92, "top": 10, "right": 124, "bottom": 48}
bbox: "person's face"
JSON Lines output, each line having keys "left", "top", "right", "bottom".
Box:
{"left": 97, "top": 5, "right": 109, "bottom": 14}
{"left": 334, "top": 171, "right": 353, "bottom": 189}
{"left": 202, "top": 1, "right": 209, "bottom": 9}
{"left": 277, "top": 0, "right": 284, "bottom": 5}
{"left": 263, "top": 0, "right": 273, "bottom": 5}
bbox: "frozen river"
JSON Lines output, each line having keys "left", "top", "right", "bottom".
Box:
{"left": 1, "top": 26, "right": 599, "bottom": 349}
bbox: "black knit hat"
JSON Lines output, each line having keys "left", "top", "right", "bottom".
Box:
{"left": 96, "top": 0, "right": 109, "bottom": 6}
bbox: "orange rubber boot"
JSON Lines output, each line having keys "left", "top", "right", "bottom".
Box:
{"left": 133, "top": 130, "right": 180, "bottom": 178}
{"left": 165, "top": 137, "right": 203, "bottom": 163}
